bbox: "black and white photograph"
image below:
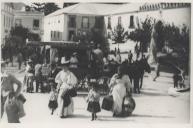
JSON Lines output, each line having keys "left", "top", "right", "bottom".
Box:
{"left": 0, "top": 0, "right": 192, "bottom": 127}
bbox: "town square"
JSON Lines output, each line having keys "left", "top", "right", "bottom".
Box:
{"left": 0, "top": 1, "right": 191, "bottom": 126}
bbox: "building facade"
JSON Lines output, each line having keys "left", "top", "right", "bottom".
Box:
{"left": 14, "top": 11, "right": 44, "bottom": 40}
{"left": 44, "top": 14, "right": 105, "bottom": 42}
{"left": 106, "top": 3, "right": 191, "bottom": 33}
{"left": 1, "top": 3, "right": 14, "bottom": 46}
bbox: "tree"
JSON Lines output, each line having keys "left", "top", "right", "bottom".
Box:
{"left": 90, "top": 28, "right": 109, "bottom": 54}
{"left": 111, "top": 23, "right": 127, "bottom": 49}
{"left": 31, "top": 3, "right": 45, "bottom": 12}
{"left": 63, "top": 3, "right": 77, "bottom": 8}
{"left": 10, "top": 26, "right": 29, "bottom": 46}
{"left": 128, "top": 17, "right": 153, "bottom": 55}
{"left": 154, "top": 20, "right": 165, "bottom": 52}
{"left": 31, "top": 3, "right": 60, "bottom": 15}
{"left": 5, "top": 26, "right": 41, "bottom": 64}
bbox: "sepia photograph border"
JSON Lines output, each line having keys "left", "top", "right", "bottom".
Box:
{"left": 0, "top": 0, "right": 192, "bottom": 128}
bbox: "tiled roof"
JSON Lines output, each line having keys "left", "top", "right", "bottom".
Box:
{"left": 46, "top": 3, "right": 122, "bottom": 17}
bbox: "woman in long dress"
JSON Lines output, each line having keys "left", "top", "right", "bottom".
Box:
{"left": 55, "top": 57, "right": 78, "bottom": 118}
{"left": 109, "top": 65, "right": 132, "bottom": 116}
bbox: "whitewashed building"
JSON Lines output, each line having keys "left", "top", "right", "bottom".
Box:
{"left": 1, "top": 3, "right": 14, "bottom": 46}
{"left": 1, "top": 2, "right": 44, "bottom": 45}
{"left": 43, "top": 3, "right": 120, "bottom": 42}
{"left": 14, "top": 10, "right": 44, "bottom": 40}
{"left": 106, "top": 3, "right": 191, "bottom": 33}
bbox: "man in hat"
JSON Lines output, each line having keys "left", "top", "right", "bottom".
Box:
{"left": 55, "top": 57, "right": 78, "bottom": 118}
{"left": 69, "top": 52, "right": 79, "bottom": 68}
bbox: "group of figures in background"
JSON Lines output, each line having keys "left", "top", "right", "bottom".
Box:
{"left": 1, "top": 42, "right": 186, "bottom": 123}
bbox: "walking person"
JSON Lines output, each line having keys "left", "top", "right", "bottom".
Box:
{"left": 4, "top": 92, "right": 21, "bottom": 123}
{"left": 109, "top": 65, "right": 132, "bottom": 117}
{"left": 48, "top": 85, "right": 58, "bottom": 115}
{"left": 86, "top": 81, "right": 101, "bottom": 121}
{"left": 153, "top": 61, "right": 160, "bottom": 81}
{"left": 17, "top": 52, "right": 23, "bottom": 70}
{"left": 24, "top": 59, "right": 35, "bottom": 93}
{"left": 35, "top": 62, "right": 42, "bottom": 93}
{"left": 1, "top": 61, "right": 25, "bottom": 121}
{"left": 55, "top": 57, "right": 78, "bottom": 118}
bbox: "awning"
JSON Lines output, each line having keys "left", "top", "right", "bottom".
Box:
{"left": 27, "top": 41, "right": 94, "bottom": 50}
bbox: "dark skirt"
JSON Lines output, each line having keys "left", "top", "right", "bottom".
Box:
{"left": 48, "top": 100, "right": 58, "bottom": 109}
{"left": 87, "top": 101, "right": 101, "bottom": 113}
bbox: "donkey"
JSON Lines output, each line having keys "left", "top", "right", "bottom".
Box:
{"left": 123, "top": 58, "right": 151, "bottom": 94}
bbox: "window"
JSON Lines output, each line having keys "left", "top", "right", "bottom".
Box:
{"left": 54, "top": 31, "right": 56, "bottom": 38}
{"left": 81, "top": 17, "right": 89, "bottom": 28}
{"left": 95, "top": 16, "right": 103, "bottom": 29}
{"left": 68, "top": 31, "right": 75, "bottom": 41}
{"left": 58, "top": 32, "right": 60, "bottom": 39}
{"left": 107, "top": 17, "right": 112, "bottom": 29}
{"left": 69, "top": 16, "right": 76, "bottom": 28}
{"left": 51, "top": 31, "right": 53, "bottom": 38}
{"left": 118, "top": 16, "right": 122, "bottom": 26}
{"left": 15, "top": 19, "right": 22, "bottom": 26}
{"left": 33, "top": 19, "right": 40, "bottom": 30}
{"left": 4, "top": 15, "right": 5, "bottom": 27}
{"left": 7, "top": 17, "right": 10, "bottom": 27}
{"left": 129, "top": 15, "right": 135, "bottom": 28}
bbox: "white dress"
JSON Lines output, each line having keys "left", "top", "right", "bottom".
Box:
{"left": 109, "top": 74, "right": 132, "bottom": 115}
{"left": 55, "top": 70, "right": 77, "bottom": 117}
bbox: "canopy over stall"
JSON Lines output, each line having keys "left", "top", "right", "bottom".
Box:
{"left": 27, "top": 41, "right": 94, "bottom": 65}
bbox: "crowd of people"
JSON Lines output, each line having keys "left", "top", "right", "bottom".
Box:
{"left": 1, "top": 44, "right": 186, "bottom": 123}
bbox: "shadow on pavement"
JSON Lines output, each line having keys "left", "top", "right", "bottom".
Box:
{"left": 132, "top": 114, "right": 174, "bottom": 118}
{"left": 154, "top": 80, "right": 173, "bottom": 85}
{"left": 69, "top": 114, "right": 90, "bottom": 119}
{"left": 98, "top": 116, "right": 135, "bottom": 122}
{"left": 140, "top": 91, "right": 168, "bottom": 97}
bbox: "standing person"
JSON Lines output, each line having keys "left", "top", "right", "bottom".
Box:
{"left": 48, "top": 85, "right": 58, "bottom": 115}
{"left": 103, "top": 55, "right": 110, "bottom": 73}
{"left": 17, "top": 52, "right": 23, "bottom": 70}
{"left": 69, "top": 52, "right": 78, "bottom": 68}
{"left": 153, "top": 61, "right": 160, "bottom": 81}
{"left": 24, "top": 59, "right": 34, "bottom": 93}
{"left": 35, "top": 62, "right": 42, "bottom": 93}
{"left": 55, "top": 57, "right": 78, "bottom": 118}
{"left": 48, "top": 63, "right": 60, "bottom": 89}
{"left": 4, "top": 92, "right": 21, "bottom": 123}
{"left": 128, "top": 50, "right": 133, "bottom": 64}
{"left": 93, "top": 44, "right": 103, "bottom": 74}
{"left": 109, "top": 65, "right": 132, "bottom": 117}
{"left": 115, "top": 52, "right": 122, "bottom": 65}
{"left": 86, "top": 82, "right": 101, "bottom": 121}
{"left": 1, "top": 61, "right": 25, "bottom": 119}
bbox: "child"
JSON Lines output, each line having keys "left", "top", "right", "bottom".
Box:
{"left": 4, "top": 92, "right": 20, "bottom": 123}
{"left": 86, "top": 82, "right": 101, "bottom": 121}
{"left": 48, "top": 85, "right": 58, "bottom": 115}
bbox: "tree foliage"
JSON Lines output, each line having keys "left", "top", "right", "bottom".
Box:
{"left": 154, "top": 20, "right": 165, "bottom": 51}
{"left": 31, "top": 3, "right": 60, "bottom": 15}
{"left": 128, "top": 17, "right": 153, "bottom": 53}
{"left": 3, "top": 26, "right": 41, "bottom": 62}
{"left": 111, "top": 24, "right": 127, "bottom": 44}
